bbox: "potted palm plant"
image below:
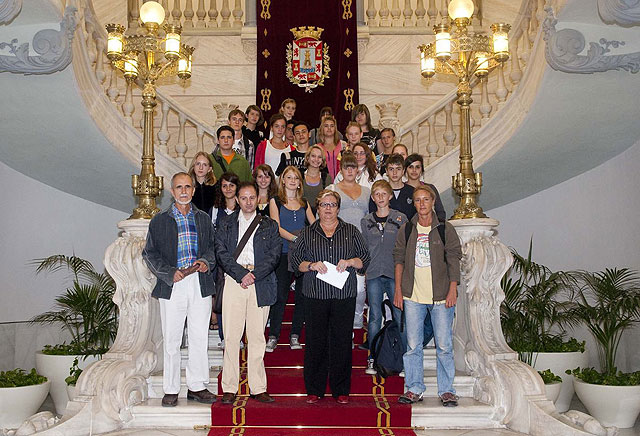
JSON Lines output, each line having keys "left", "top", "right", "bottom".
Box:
{"left": 30, "top": 255, "right": 117, "bottom": 415}
{"left": 568, "top": 268, "right": 640, "bottom": 428}
{"left": 0, "top": 369, "right": 50, "bottom": 429}
{"left": 500, "top": 241, "right": 586, "bottom": 412}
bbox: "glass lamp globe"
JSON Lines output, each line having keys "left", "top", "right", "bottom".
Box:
{"left": 448, "top": 0, "right": 474, "bottom": 20}
{"left": 140, "top": 1, "right": 165, "bottom": 26}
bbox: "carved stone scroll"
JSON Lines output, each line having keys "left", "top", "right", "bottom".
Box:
{"left": 598, "top": 0, "right": 640, "bottom": 26}
{"left": 543, "top": 7, "right": 640, "bottom": 74}
{"left": 0, "top": 6, "right": 77, "bottom": 75}
{"left": 0, "top": 0, "right": 22, "bottom": 25}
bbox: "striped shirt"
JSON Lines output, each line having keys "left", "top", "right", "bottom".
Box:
{"left": 171, "top": 203, "right": 198, "bottom": 269}
{"left": 290, "top": 219, "right": 370, "bottom": 299}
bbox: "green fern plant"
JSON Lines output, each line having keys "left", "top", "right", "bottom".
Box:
{"left": 570, "top": 268, "right": 640, "bottom": 378}
{"left": 30, "top": 255, "right": 118, "bottom": 355}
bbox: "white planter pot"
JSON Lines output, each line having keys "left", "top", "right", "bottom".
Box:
{"left": 573, "top": 378, "right": 640, "bottom": 428}
{"left": 533, "top": 351, "right": 588, "bottom": 413}
{"left": 0, "top": 380, "right": 51, "bottom": 429}
{"left": 544, "top": 381, "right": 562, "bottom": 403}
{"left": 35, "top": 352, "right": 98, "bottom": 416}
{"left": 66, "top": 384, "right": 77, "bottom": 402}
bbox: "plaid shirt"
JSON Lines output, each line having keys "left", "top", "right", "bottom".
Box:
{"left": 171, "top": 203, "right": 198, "bottom": 269}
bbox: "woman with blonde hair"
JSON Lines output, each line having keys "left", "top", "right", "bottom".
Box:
{"left": 188, "top": 151, "right": 217, "bottom": 215}
{"left": 303, "top": 145, "right": 332, "bottom": 215}
{"left": 267, "top": 166, "right": 316, "bottom": 352}
{"left": 317, "top": 115, "right": 347, "bottom": 180}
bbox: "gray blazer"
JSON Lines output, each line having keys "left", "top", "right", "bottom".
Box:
{"left": 143, "top": 204, "right": 217, "bottom": 299}
{"left": 215, "top": 210, "right": 281, "bottom": 307}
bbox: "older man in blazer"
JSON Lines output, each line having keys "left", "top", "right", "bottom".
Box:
{"left": 215, "top": 181, "right": 281, "bottom": 405}
{"left": 143, "top": 172, "right": 218, "bottom": 407}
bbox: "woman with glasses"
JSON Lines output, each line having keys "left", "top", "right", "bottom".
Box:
{"left": 290, "top": 189, "right": 370, "bottom": 405}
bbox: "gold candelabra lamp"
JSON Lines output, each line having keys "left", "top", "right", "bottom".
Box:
{"left": 105, "top": 1, "right": 194, "bottom": 219}
{"left": 418, "top": 0, "right": 510, "bottom": 220}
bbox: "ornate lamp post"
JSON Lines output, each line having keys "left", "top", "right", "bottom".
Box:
{"left": 105, "top": 1, "right": 194, "bottom": 219}
{"left": 419, "top": 0, "right": 510, "bottom": 220}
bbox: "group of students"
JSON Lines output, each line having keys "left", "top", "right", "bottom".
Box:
{"left": 143, "top": 99, "right": 463, "bottom": 409}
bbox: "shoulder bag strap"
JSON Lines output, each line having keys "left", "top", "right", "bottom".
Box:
{"left": 232, "top": 215, "right": 262, "bottom": 260}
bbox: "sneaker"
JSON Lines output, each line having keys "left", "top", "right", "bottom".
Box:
{"left": 440, "top": 392, "right": 459, "bottom": 407}
{"left": 365, "top": 359, "right": 376, "bottom": 375}
{"left": 265, "top": 336, "right": 277, "bottom": 352}
{"left": 399, "top": 370, "right": 405, "bottom": 378}
{"left": 398, "top": 391, "right": 423, "bottom": 404}
{"left": 290, "top": 335, "right": 302, "bottom": 350}
{"left": 218, "top": 340, "right": 225, "bottom": 350}
{"left": 239, "top": 341, "right": 245, "bottom": 350}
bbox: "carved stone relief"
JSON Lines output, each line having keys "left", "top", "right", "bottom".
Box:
{"left": 0, "top": 6, "right": 77, "bottom": 75}
{"left": 0, "top": 0, "right": 22, "bottom": 25}
{"left": 543, "top": 7, "right": 640, "bottom": 74}
{"left": 598, "top": 0, "right": 640, "bottom": 27}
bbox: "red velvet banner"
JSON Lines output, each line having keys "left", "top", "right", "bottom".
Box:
{"left": 256, "top": 0, "right": 359, "bottom": 132}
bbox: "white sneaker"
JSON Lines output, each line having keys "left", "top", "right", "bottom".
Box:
{"left": 218, "top": 340, "right": 225, "bottom": 350}
{"left": 265, "top": 336, "right": 277, "bottom": 352}
{"left": 290, "top": 335, "right": 302, "bottom": 350}
{"left": 365, "top": 359, "right": 376, "bottom": 375}
{"left": 399, "top": 370, "right": 405, "bottom": 377}
{"left": 239, "top": 341, "right": 245, "bottom": 350}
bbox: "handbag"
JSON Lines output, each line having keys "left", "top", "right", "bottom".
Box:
{"left": 213, "top": 214, "right": 263, "bottom": 314}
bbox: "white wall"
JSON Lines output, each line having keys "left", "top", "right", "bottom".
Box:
{"left": 486, "top": 139, "right": 640, "bottom": 372}
{"left": 0, "top": 160, "right": 128, "bottom": 323}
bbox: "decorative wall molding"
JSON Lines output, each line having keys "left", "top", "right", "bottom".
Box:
{"left": 0, "top": 5, "right": 77, "bottom": 75}
{"left": 0, "top": 0, "right": 22, "bottom": 25}
{"left": 543, "top": 7, "right": 640, "bottom": 74}
{"left": 598, "top": 0, "right": 640, "bottom": 27}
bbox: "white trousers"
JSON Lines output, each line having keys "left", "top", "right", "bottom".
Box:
{"left": 221, "top": 278, "right": 270, "bottom": 395}
{"left": 354, "top": 273, "right": 366, "bottom": 329}
{"left": 159, "top": 273, "right": 212, "bottom": 394}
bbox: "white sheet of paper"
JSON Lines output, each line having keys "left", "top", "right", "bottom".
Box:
{"left": 316, "top": 261, "right": 350, "bottom": 290}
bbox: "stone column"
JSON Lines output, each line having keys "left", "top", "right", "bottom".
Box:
{"left": 244, "top": 0, "right": 256, "bottom": 27}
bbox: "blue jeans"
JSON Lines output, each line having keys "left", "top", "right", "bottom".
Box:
{"left": 366, "top": 276, "right": 406, "bottom": 355}
{"left": 403, "top": 300, "right": 455, "bottom": 397}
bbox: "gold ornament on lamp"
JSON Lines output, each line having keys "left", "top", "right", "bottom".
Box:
{"left": 105, "top": 1, "right": 195, "bottom": 219}
{"left": 418, "top": 0, "right": 510, "bottom": 220}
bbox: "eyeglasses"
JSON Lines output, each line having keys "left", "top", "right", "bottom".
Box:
{"left": 318, "top": 202, "right": 338, "bottom": 209}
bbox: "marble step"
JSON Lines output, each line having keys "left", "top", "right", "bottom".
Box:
{"left": 146, "top": 368, "right": 475, "bottom": 399}
{"left": 127, "top": 396, "right": 497, "bottom": 429}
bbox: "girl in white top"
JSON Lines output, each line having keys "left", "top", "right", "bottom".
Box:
{"left": 257, "top": 114, "right": 292, "bottom": 172}
{"left": 334, "top": 142, "right": 383, "bottom": 189}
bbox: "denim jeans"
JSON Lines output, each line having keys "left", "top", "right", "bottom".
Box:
{"left": 403, "top": 299, "right": 455, "bottom": 397}
{"left": 366, "top": 276, "right": 406, "bottom": 355}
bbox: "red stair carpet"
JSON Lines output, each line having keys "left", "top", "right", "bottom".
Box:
{"left": 209, "top": 293, "right": 416, "bottom": 436}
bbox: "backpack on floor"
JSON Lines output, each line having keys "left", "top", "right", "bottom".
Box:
{"left": 370, "top": 300, "right": 404, "bottom": 378}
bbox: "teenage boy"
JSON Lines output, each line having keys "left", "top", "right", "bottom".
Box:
{"left": 243, "top": 105, "right": 264, "bottom": 149}
{"left": 212, "top": 125, "right": 252, "bottom": 182}
{"left": 227, "top": 109, "right": 255, "bottom": 168}
{"left": 377, "top": 128, "right": 396, "bottom": 173}
{"left": 370, "top": 153, "right": 416, "bottom": 220}
{"left": 275, "top": 121, "right": 311, "bottom": 176}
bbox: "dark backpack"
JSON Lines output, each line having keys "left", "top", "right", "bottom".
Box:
{"left": 370, "top": 300, "right": 405, "bottom": 378}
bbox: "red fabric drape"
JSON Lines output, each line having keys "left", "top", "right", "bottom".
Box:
{"left": 256, "top": 0, "right": 359, "bottom": 132}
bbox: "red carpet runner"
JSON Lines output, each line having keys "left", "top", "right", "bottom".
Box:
{"left": 209, "top": 295, "right": 416, "bottom": 436}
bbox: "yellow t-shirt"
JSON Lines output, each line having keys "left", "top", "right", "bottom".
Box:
{"left": 408, "top": 223, "right": 434, "bottom": 304}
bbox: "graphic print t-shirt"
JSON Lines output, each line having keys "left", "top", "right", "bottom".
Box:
{"left": 409, "top": 222, "right": 434, "bottom": 303}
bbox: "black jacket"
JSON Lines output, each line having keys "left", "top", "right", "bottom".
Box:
{"left": 143, "top": 204, "right": 217, "bottom": 299}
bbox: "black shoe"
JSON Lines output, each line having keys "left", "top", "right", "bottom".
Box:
{"left": 187, "top": 389, "right": 217, "bottom": 404}
{"left": 161, "top": 393, "right": 178, "bottom": 407}
{"left": 357, "top": 343, "right": 369, "bottom": 351}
